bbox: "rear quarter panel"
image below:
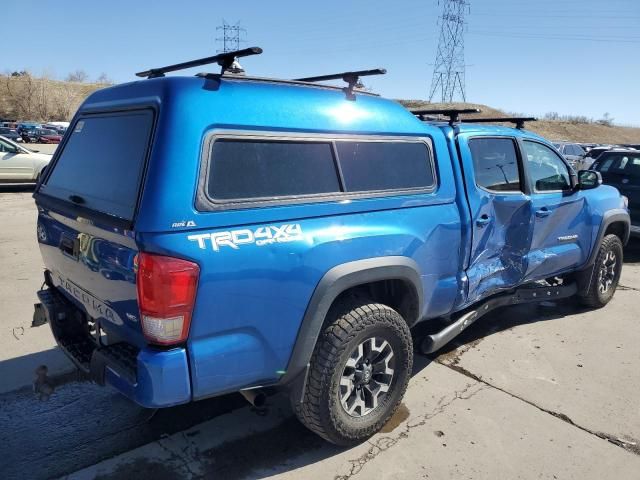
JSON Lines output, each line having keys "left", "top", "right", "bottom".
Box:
{"left": 135, "top": 108, "right": 464, "bottom": 397}
{"left": 140, "top": 199, "right": 462, "bottom": 398}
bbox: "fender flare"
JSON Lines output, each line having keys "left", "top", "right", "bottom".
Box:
{"left": 281, "top": 256, "right": 423, "bottom": 403}
{"left": 578, "top": 209, "right": 630, "bottom": 294}
{"left": 586, "top": 209, "right": 630, "bottom": 267}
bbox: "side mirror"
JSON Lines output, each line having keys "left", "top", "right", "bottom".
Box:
{"left": 577, "top": 170, "right": 602, "bottom": 190}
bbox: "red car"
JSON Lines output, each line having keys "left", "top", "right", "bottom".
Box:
{"left": 26, "top": 128, "right": 62, "bottom": 144}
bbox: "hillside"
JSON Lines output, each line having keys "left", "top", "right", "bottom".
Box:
{"left": 0, "top": 75, "right": 105, "bottom": 122}
{"left": 400, "top": 101, "right": 640, "bottom": 144}
{"left": 1, "top": 76, "right": 638, "bottom": 144}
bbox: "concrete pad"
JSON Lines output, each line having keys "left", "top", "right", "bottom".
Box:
{"left": 0, "top": 191, "right": 74, "bottom": 393}
{"left": 437, "top": 283, "right": 640, "bottom": 449}
{"left": 68, "top": 362, "right": 640, "bottom": 480}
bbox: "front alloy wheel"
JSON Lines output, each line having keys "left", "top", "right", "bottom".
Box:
{"left": 597, "top": 250, "right": 617, "bottom": 294}
{"left": 579, "top": 233, "right": 623, "bottom": 308}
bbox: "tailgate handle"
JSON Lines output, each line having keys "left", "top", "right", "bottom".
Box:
{"left": 59, "top": 237, "right": 77, "bottom": 257}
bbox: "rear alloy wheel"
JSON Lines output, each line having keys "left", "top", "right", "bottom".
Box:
{"left": 293, "top": 298, "right": 412, "bottom": 445}
{"left": 579, "top": 234, "right": 623, "bottom": 308}
{"left": 339, "top": 337, "right": 395, "bottom": 417}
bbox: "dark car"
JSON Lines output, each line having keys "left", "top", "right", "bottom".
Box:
{"left": 26, "top": 128, "right": 62, "bottom": 144}
{"left": 585, "top": 146, "right": 637, "bottom": 169}
{"left": 0, "top": 127, "right": 22, "bottom": 142}
{"left": 592, "top": 151, "right": 640, "bottom": 237}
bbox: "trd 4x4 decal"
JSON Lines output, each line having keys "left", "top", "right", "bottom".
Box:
{"left": 188, "top": 224, "right": 304, "bottom": 251}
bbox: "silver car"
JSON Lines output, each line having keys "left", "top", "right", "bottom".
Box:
{"left": 553, "top": 142, "right": 587, "bottom": 170}
{"left": 0, "top": 135, "right": 52, "bottom": 183}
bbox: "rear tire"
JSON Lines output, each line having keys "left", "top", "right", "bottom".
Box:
{"left": 579, "top": 234, "right": 623, "bottom": 308}
{"left": 293, "top": 298, "right": 413, "bottom": 446}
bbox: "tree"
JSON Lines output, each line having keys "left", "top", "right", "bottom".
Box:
{"left": 597, "top": 112, "right": 614, "bottom": 127}
{"left": 66, "top": 70, "right": 88, "bottom": 83}
{"left": 96, "top": 73, "right": 113, "bottom": 85}
{"left": 3, "top": 72, "right": 37, "bottom": 119}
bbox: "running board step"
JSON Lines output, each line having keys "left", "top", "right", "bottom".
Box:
{"left": 421, "top": 283, "right": 577, "bottom": 354}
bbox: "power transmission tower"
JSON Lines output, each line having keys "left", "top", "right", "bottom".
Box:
{"left": 428, "top": 0, "right": 469, "bottom": 103}
{"left": 216, "top": 20, "right": 246, "bottom": 53}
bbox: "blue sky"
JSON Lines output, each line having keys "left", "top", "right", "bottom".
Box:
{"left": 4, "top": 0, "right": 640, "bottom": 125}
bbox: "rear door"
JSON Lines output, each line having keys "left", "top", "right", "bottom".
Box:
{"left": 35, "top": 109, "right": 155, "bottom": 347}
{"left": 457, "top": 135, "right": 535, "bottom": 302}
{"left": 521, "top": 140, "right": 592, "bottom": 278}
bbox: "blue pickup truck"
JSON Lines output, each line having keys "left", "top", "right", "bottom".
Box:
{"left": 33, "top": 48, "right": 629, "bottom": 445}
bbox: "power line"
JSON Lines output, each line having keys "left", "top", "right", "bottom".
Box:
{"left": 429, "top": 0, "right": 470, "bottom": 103}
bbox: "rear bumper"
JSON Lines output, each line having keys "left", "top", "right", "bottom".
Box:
{"left": 36, "top": 287, "right": 191, "bottom": 408}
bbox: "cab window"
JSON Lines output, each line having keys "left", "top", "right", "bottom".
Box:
{"left": 523, "top": 141, "right": 571, "bottom": 192}
{"left": 468, "top": 138, "right": 522, "bottom": 192}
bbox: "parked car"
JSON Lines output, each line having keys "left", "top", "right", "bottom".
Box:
{"left": 591, "top": 151, "right": 640, "bottom": 237}
{"left": 24, "top": 128, "right": 62, "bottom": 144}
{"left": 32, "top": 50, "right": 630, "bottom": 446}
{"left": 578, "top": 143, "right": 600, "bottom": 153}
{"left": 43, "top": 123, "right": 68, "bottom": 134}
{"left": 0, "top": 127, "right": 23, "bottom": 142}
{"left": 0, "top": 135, "right": 52, "bottom": 183}
{"left": 553, "top": 142, "right": 586, "bottom": 170}
{"left": 17, "top": 122, "right": 40, "bottom": 134}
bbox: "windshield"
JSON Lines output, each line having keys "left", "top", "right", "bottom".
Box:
{"left": 42, "top": 110, "right": 154, "bottom": 221}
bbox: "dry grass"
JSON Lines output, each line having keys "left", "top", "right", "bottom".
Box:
{"left": 0, "top": 76, "right": 106, "bottom": 121}
{"left": 2, "top": 80, "right": 637, "bottom": 144}
{"left": 400, "top": 101, "right": 640, "bottom": 144}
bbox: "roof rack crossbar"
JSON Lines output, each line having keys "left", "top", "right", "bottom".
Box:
{"left": 410, "top": 108, "right": 481, "bottom": 126}
{"left": 135, "top": 47, "right": 263, "bottom": 79}
{"left": 294, "top": 68, "right": 386, "bottom": 100}
{"left": 462, "top": 117, "right": 538, "bottom": 129}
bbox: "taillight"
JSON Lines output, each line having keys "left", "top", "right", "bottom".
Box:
{"left": 135, "top": 252, "right": 199, "bottom": 346}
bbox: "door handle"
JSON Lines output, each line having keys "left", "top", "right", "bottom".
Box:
{"left": 476, "top": 214, "right": 491, "bottom": 227}
{"left": 535, "top": 207, "right": 552, "bottom": 218}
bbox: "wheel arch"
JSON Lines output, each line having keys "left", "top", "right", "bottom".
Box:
{"left": 577, "top": 209, "right": 629, "bottom": 296}
{"left": 587, "top": 209, "right": 630, "bottom": 268}
{"left": 282, "top": 256, "right": 423, "bottom": 402}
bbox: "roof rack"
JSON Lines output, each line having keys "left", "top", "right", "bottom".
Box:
{"left": 135, "top": 47, "right": 263, "bottom": 79}
{"left": 410, "top": 108, "right": 481, "bottom": 126}
{"left": 294, "top": 68, "right": 386, "bottom": 100}
{"left": 462, "top": 117, "right": 538, "bottom": 130}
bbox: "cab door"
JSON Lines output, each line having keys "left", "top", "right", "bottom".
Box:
{"left": 457, "top": 135, "right": 535, "bottom": 303}
{"left": 520, "top": 140, "right": 592, "bottom": 279}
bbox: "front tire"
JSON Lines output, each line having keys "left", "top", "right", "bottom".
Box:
{"left": 579, "top": 234, "right": 623, "bottom": 308}
{"left": 293, "top": 298, "right": 413, "bottom": 446}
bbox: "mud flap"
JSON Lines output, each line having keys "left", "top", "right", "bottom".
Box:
{"left": 32, "top": 303, "right": 48, "bottom": 327}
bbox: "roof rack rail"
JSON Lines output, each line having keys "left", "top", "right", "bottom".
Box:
{"left": 462, "top": 117, "right": 538, "bottom": 130}
{"left": 411, "top": 108, "right": 481, "bottom": 126}
{"left": 294, "top": 68, "right": 386, "bottom": 100}
{"left": 135, "top": 46, "right": 263, "bottom": 79}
